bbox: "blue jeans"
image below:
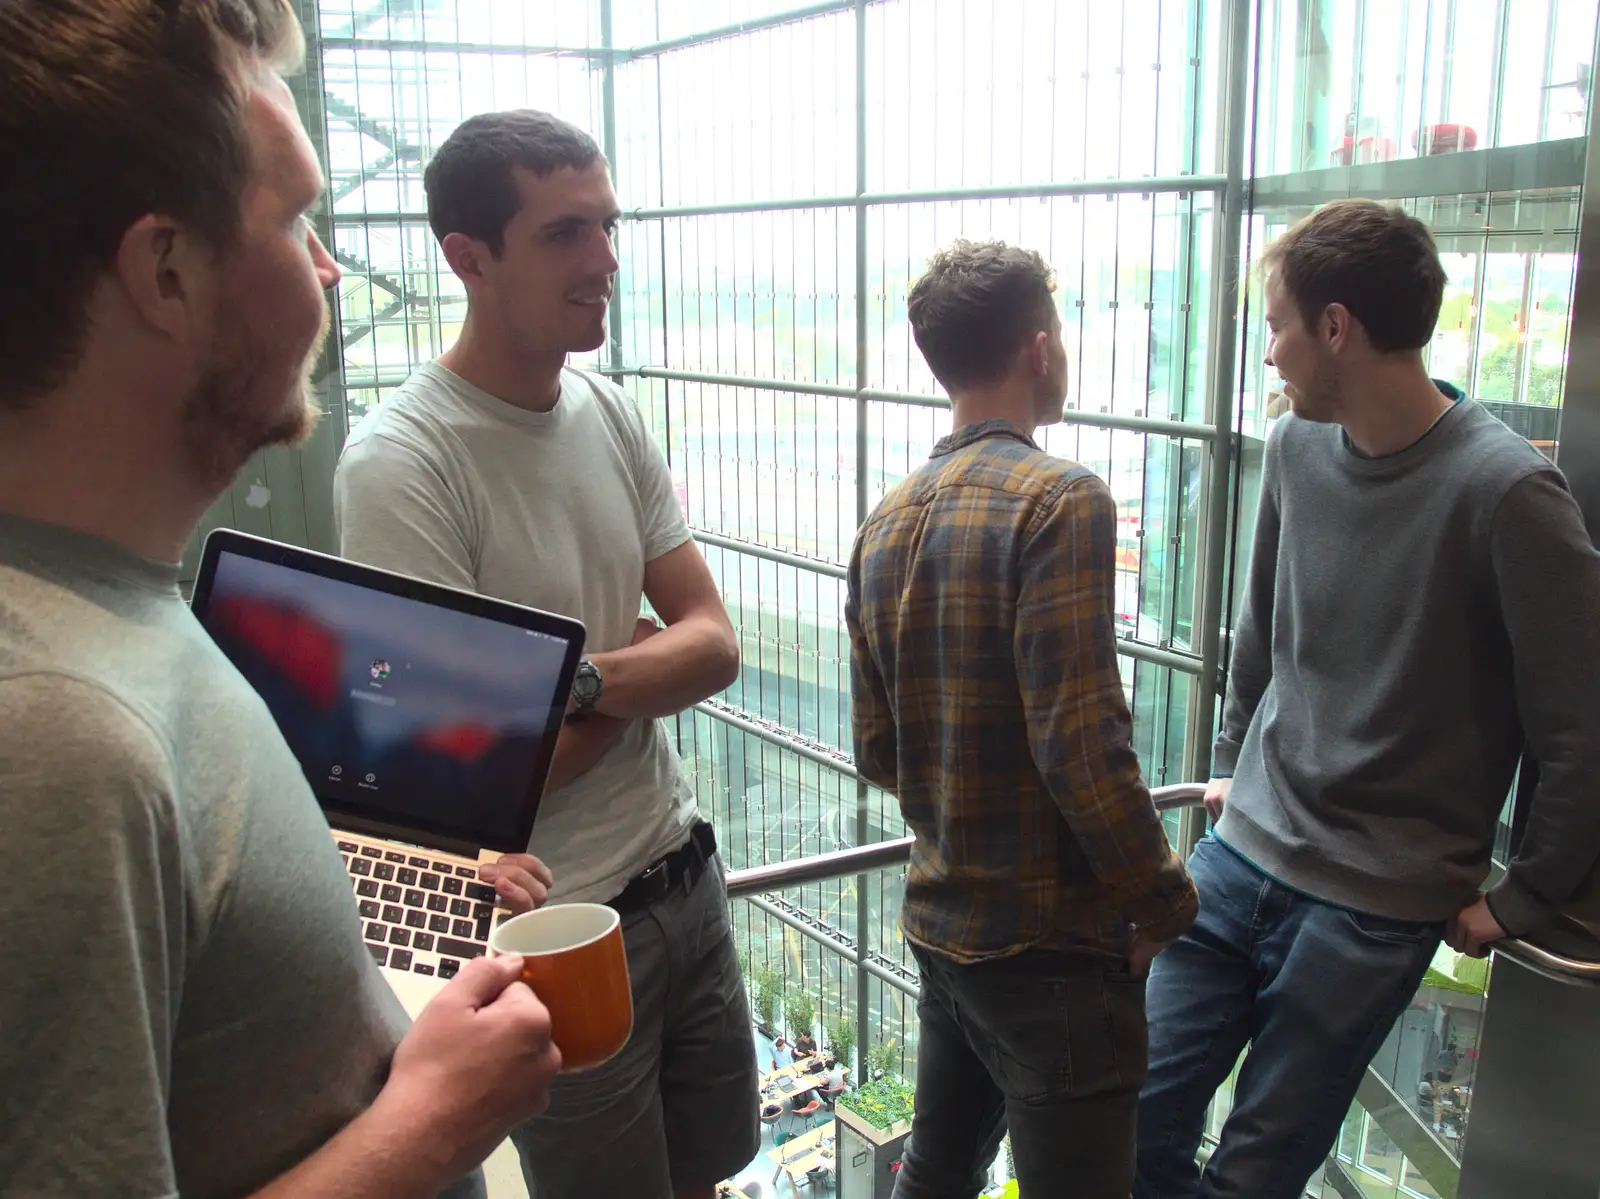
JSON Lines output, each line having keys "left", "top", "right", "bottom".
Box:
{"left": 1135, "top": 836, "right": 1443, "bottom": 1199}
{"left": 892, "top": 942, "right": 1147, "bottom": 1199}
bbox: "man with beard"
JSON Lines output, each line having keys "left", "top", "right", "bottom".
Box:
{"left": 0, "top": 4, "right": 563, "bottom": 1196}
{"left": 334, "top": 110, "right": 759, "bottom": 1199}
{"left": 1134, "top": 199, "right": 1600, "bottom": 1199}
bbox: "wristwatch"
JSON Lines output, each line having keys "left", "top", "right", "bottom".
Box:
{"left": 569, "top": 658, "right": 603, "bottom": 718}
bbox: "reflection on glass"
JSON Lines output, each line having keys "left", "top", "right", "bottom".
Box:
{"left": 1255, "top": 0, "right": 1598, "bottom": 176}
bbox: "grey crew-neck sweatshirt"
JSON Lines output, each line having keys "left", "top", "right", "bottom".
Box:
{"left": 1213, "top": 399, "right": 1600, "bottom": 935}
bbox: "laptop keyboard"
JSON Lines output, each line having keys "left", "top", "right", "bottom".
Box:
{"left": 333, "top": 832, "right": 500, "bottom": 980}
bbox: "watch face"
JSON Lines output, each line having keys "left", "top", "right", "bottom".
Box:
{"left": 573, "top": 664, "right": 602, "bottom": 701}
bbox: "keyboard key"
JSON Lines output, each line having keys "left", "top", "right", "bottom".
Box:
{"left": 373, "top": 863, "right": 395, "bottom": 881}
{"left": 358, "top": 900, "right": 379, "bottom": 919}
{"left": 475, "top": 916, "right": 492, "bottom": 942}
{"left": 361, "top": 847, "right": 383, "bottom": 859}
{"left": 404, "top": 889, "right": 425, "bottom": 907}
{"left": 390, "top": 949, "right": 413, "bottom": 971}
{"left": 405, "top": 910, "right": 427, "bottom": 930}
{"left": 432, "top": 860, "right": 453, "bottom": 873}
{"left": 449, "top": 899, "right": 471, "bottom": 918}
{"left": 473, "top": 904, "right": 495, "bottom": 921}
{"left": 385, "top": 851, "right": 407, "bottom": 864}
{"left": 356, "top": 879, "right": 379, "bottom": 898}
{"left": 413, "top": 933, "right": 434, "bottom": 952}
{"left": 388, "top": 927, "right": 411, "bottom": 947}
{"left": 442, "top": 877, "right": 463, "bottom": 896}
{"left": 436, "top": 937, "right": 487, "bottom": 961}
{"left": 455, "top": 866, "right": 476, "bottom": 878}
{"left": 413, "top": 962, "right": 435, "bottom": 976}
{"left": 365, "top": 921, "right": 386, "bottom": 942}
{"left": 337, "top": 841, "right": 359, "bottom": 853}
{"left": 382, "top": 904, "right": 404, "bottom": 923}
{"left": 408, "top": 856, "right": 430, "bottom": 868}
{"left": 368, "top": 944, "right": 389, "bottom": 966}
{"left": 420, "top": 872, "right": 441, "bottom": 891}
{"left": 426, "top": 895, "right": 449, "bottom": 913}
{"left": 380, "top": 885, "right": 402, "bottom": 904}
{"left": 397, "top": 867, "right": 418, "bottom": 886}
{"left": 465, "top": 883, "right": 497, "bottom": 903}
{"left": 429, "top": 914, "right": 450, "bottom": 933}
{"left": 452, "top": 919, "right": 474, "bottom": 938}
{"left": 438, "top": 958, "right": 461, "bottom": 979}
{"left": 350, "top": 858, "right": 372, "bottom": 877}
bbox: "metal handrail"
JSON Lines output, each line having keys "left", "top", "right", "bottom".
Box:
{"left": 1492, "top": 926, "right": 1600, "bottom": 987}
{"left": 724, "top": 782, "right": 1600, "bottom": 987}
{"left": 724, "top": 782, "right": 1207, "bottom": 898}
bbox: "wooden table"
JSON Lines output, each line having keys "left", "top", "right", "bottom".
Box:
{"left": 768, "top": 1122, "right": 837, "bottom": 1189}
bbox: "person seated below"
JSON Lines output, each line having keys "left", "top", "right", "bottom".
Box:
{"left": 793, "top": 1032, "right": 818, "bottom": 1059}
{"left": 825, "top": 1057, "right": 847, "bottom": 1091}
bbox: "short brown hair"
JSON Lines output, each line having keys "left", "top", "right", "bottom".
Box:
{"left": 1262, "top": 199, "right": 1446, "bottom": 354}
{"left": 426, "top": 110, "right": 603, "bottom": 255}
{"left": 907, "top": 240, "right": 1058, "bottom": 391}
{"left": 0, "top": 0, "right": 304, "bottom": 411}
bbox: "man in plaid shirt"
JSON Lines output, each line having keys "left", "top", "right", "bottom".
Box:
{"left": 846, "top": 240, "right": 1198, "bottom": 1198}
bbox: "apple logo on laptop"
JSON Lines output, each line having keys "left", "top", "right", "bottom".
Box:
{"left": 244, "top": 480, "right": 270, "bottom": 509}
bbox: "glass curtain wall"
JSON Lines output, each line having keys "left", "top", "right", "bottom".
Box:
{"left": 302, "top": 0, "right": 1233, "bottom": 1078}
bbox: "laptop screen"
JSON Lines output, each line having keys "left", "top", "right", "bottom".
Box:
{"left": 190, "top": 531, "right": 585, "bottom": 854}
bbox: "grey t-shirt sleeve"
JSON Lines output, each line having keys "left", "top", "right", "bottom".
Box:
{"left": 334, "top": 432, "right": 479, "bottom": 591}
{"left": 0, "top": 674, "right": 186, "bottom": 1197}
{"left": 620, "top": 397, "right": 691, "bottom": 562}
{"left": 1213, "top": 431, "right": 1281, "bottom": 776}
{"left": 1485, "top": 470, "right": 1600, "bottom": 935}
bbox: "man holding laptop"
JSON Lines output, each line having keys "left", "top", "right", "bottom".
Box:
{"left": 0, "top": 3, "right": 561, "bottom": 1196}
{"left": 335, "top": 109, "right": 762, "bottom": 1198}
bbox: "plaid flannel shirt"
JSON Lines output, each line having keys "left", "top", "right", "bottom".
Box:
{"left": 845, "top": 420, "right": 1197, "bottom": 962}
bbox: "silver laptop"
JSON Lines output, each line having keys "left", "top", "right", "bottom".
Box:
{"left": 190, "top": 529, "right": 584, "bottom": 985}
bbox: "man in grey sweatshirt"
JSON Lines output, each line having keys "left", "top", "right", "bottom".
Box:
{"left": 1134, "top": 199, "right": 1600, "bottom": 1199}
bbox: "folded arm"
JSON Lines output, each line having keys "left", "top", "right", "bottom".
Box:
{"left": 585, "top": 540, "right": 740, "bottom": 719}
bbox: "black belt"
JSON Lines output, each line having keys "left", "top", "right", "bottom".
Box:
{"left": 606, "top": 821, "right": 717, "bottom": 915}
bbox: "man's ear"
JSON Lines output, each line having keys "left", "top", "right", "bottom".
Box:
{"left": 113, "top": 214, "right": 211, "bottom": 344}
{"left": 441, "top": 231, "right": 492, "bottom": 286}
{"left": 1322, "top": 301, "right": 1357, "bottom": 353}
{"left": 1027, "top": 329, "right": 1050, "bottom": 376}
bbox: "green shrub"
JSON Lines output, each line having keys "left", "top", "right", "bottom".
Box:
{"left": 827, "top": 1013, "right": 856, "bottom": 1068}
{"left": 838, "top": 1075, "right": 915, "bottom": 1131}
{"left": 752, "top": 967, "right": 783, "bottom": 1031}
{"left": 785, "top": 989, "right": 815, "bottom": 1040}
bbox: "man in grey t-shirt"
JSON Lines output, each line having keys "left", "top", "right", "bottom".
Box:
{"left": 0, "top": 5, "right": 562, "bottom": 1195}
{"left": 1134, "top": 202, "right": 1600, "bottom": 1198}
{"left": 334, "top": 110, "right": 760, "bottom": 1199}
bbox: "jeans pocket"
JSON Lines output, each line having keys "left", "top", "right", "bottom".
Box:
{"left": 1343, "top": 908, "right": 1443, "bottom": 946}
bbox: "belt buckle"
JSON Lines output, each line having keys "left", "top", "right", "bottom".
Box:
{"left": 637, "top": 857, "right": 671, "bottom": 903}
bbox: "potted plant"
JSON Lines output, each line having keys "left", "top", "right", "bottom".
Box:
{"left": 827, "top": 1012, "right": 856, "bottom": 1073}
{"left": 752, "top": 966, "right": 783, "bottom": 1038}
{"left": 785, "top": 990, "right": 817, "bottom": 1055}
{"left": 836, "top": 1043, "right": 915, "bottom": 1145}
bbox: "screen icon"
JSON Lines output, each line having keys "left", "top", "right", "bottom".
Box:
{"left": 330, "top": 765, "right": 343, "bottom": 777}
{"left": 364, "top": 773, "right": 376, "bottom": 784}
{"left": 370, "top": 659, "right": 391, "bottom": 681}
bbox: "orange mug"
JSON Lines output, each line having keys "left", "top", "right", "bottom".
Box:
{"left": 489, "top": 903, "right": 633, "bottom": 1071}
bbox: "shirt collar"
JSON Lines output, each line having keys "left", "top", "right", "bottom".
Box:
{"left": 929, "top": 418, "right": 1038, "bottom": 459}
